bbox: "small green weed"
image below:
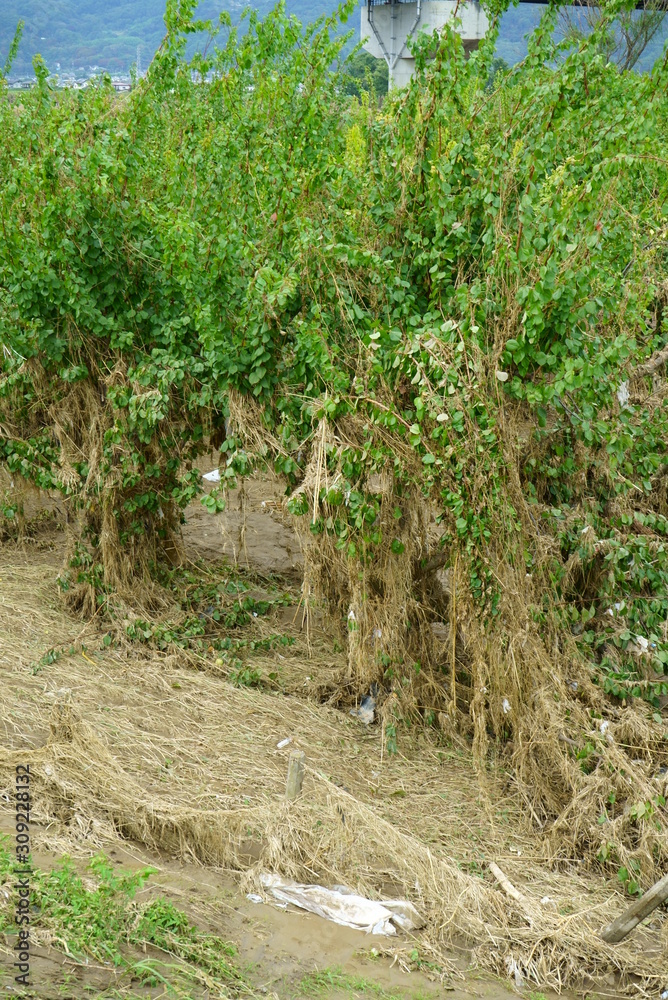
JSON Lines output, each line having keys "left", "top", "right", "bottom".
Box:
{"left": 228, "top": 662, "right": 262, "bottom": 688}
{"left": 0, "top": 842, "right": 250, "bottom": 998}
{"left": 298, "top": 967, "right": 399, "bottom": 998}
{"left": 384, "top": 722, "right": 398, "bottom": 756}
{"left": 29, "top": 645, "right": 66, "bottom": 675}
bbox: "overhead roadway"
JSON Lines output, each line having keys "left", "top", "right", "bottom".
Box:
{"left": 361, "top": 0, "right": 667, "bottom": 89}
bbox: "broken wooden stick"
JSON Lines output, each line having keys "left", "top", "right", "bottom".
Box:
{"left": 600, "top": 872, "right": 668, "bottom": 943}
{"left": 489, "top": 862, "right": 534, "bottom": 927}
{"left": 489, "top": 862, "right": 529, "bottom": 907}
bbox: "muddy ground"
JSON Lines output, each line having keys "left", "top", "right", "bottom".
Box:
{"left": 0, "top": 473, "right": 664, "bottom": 998}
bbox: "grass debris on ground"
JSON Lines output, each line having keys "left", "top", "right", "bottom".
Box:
{"left": 0, "top": 534, "right": 666, "bottom": 997}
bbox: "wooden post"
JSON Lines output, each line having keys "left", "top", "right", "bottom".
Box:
{"left": 600, "top": 873, "right": 668, "bottom": 943}
{"left": 285, "top": 750, "right": 305, "bottom": 800}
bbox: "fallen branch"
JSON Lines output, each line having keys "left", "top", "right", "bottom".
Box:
{"left": 489, "top": 862, "right": 533, "bottom": 925}
{"left": 633, "top": 343, "right": 668, "bottom": 379}
{"left": 600, "top": 872, "right": 668, "bottom": 943}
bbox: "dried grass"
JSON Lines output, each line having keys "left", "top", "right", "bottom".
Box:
{"left": 0, "top": 554, "right": 666, "bottom": 995}
{"left": 236, "top": 392, "right": 668, "bottom": 898}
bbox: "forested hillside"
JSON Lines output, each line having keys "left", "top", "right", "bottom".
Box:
{"left": 0, "top": 0, "right": 343, "bottom": 75}
{"left": 2, "top": 0, "right": 339, "bottom": 75}
{"left": 7, "top": 0, "right": 664, "bottom": 79}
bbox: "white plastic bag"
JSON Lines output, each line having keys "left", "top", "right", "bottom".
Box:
{"left": 258, "top": 874, "right": 424, "bottom": 935}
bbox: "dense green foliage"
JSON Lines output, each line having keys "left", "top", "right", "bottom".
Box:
{"left": 343, "top": 48, "right": 388, "bottom": 96}
{"left": 4, "top": 0, "right": 664, "bottom": 82}
{"left": 1, "top": 0, "right": 668, "bottom": 872}
{"left": 0, "top": 0, "right": 667, "bottom": 661}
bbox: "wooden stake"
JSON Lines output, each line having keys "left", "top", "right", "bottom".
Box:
{"left": 285, "top": 749, "right": 305, "bottom": 800}
{"left": 600, "top": 873, "right": 668, "bottom": 943}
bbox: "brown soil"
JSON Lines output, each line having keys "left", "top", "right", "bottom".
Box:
{"left": 184, "top": 463, "right": 303, "bottom": 578}
{"left": 0, "top": 475, "right": 665, "bottom": 998}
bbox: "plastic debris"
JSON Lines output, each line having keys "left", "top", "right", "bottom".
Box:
{"left": 501, "top": 698, "right": 511, "bottom": 715}
{"left": 276, "top": 738, "right": 292, "bottom": 750}
{"left": 246, "top": 893, "right": 263, "bottom": 904}
{"left": 347, "top": 608, "right": 356, "bottom": 622}
{"left": 258, "top": 874, "right": 424, "bottom": 935}
{"left": 350, "top": 692, "right": 376, "bottom": 725}
{"left": 495, "top": 371, "right": 509, "bottom": 382}
{"left": 44, "top": 688, "right": 71, "bottom": 700}
{"left": 504, "top": 957, "right": 524, "bottom": 989}
{"left": 617, "top": 381, "right": 630, "bottom": 408}
{"left": 599, "top": 720, "right": 613, "bottom": 744}
{"left": 660, "top": 990, "right": 668, "bottom": 999}
{"left": 203, "top": 469, "right": 221, "bottom": 483}
{"left": 627, "top": 634, "right": 656, "bottom": 657}
{"left": 372, "top": 627, "right": 382, "bottom": 640}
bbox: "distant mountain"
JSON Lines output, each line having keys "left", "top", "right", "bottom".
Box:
{"left": 0, "top": 0, "right": 339, "bottom": 77}
{"left": 0, "top": 1, "right": 665, "bottom": 78}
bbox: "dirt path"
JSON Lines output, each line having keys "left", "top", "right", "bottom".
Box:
{"left": 0, "top": 813, "right": 451, "bottom": 999}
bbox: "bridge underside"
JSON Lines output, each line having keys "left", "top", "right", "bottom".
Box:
{"left": 361, "top": 0, "right": 667, "bottom": 90}
{"left": 361, "top": 0, "right": 488, "bottom": 89}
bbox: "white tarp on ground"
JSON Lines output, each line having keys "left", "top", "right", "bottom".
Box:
{"left": 258, "top": 874, "right": 425, "bottom": 935}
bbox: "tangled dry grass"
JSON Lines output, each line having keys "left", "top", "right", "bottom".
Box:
{"left": 1, "top": 551, "right": 666, "bottom": 995}
{"left": 228, "top": 396, "right": 668, "bottom": 895}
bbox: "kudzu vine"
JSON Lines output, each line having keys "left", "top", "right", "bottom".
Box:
{"left": 0, "top": 0, "right": 667, "bottom": 713}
